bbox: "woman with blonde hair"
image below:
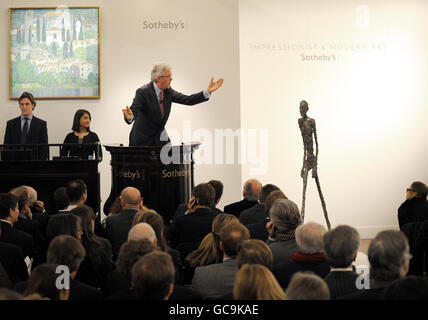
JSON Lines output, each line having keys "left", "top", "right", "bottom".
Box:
{"left": 233, "top": 264, "right": 285, "bottom": 300}
{"left": 183, "top": 213, "right": 238, "bottom": 284}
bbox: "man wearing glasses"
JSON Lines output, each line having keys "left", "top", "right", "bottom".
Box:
{"left": 122, "top": 63, "right": 223, "bottom": 147}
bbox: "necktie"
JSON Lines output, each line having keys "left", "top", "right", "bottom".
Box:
{"left": 159, "top": 90, "right": 164, "bottom": 118}
{"left": 21, "top": 117, "right": 29, "bottom": 144}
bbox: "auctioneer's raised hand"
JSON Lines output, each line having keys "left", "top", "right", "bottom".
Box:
{"left": 207, "top": 77, "right": 224, "bottom": 94}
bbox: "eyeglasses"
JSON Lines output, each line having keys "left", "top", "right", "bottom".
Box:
{"left": 406, "top": 188, "right": 415, "bottom": 192}
{"left": 160, "top": 75, "right": 172, "bottom": 79}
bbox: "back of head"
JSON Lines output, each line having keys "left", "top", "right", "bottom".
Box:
{"left": 220, "top": 221, "right": 250, "bottom": 258}
{"left": 133, "top": 209, "right": 168, "bottom": 251}
{"left": 53, "top": 187, "right": 70, "bottom": 211}
{"left": 243, "top": 179, "right": 262, "bottom": 201}
{"left": 236, "top": 239, "right": 273, "bottom": 270}
{"left": 295, "top": 222, "right": 327, "bottom": 254}
{"left": 208, "top": 180, "right": 224, "bottom": 204}
{"left": 66, "top": 179, "right": 87, "bottom": 203}
{"left": 368, "top": 230, "right": 410, "bottom": 282}
{"left": 383, "top": 276, "right": 428, "bottom": 300}
{"left": 116, "top": 239, "right": 157, "bottom": 281}
{"left": 8, "top": 186, "right": 29, "bottom": 213}
{"left": 259, "top": 184, "right": 280, "bottom": 204}
{"left": 323, "top": 225, "right": 360, "bottom": 268}
{"left": 47, "top": 235, "right": 85, "bottom": 273}
{"left": 410, "top": 181, "right": 428, "bottom": 199}
{"left": 22, "top": 185, "right": 37, "bottom": 205}
{"left": 70, "top": 205, "right": 96, "bottom": 242}
{"left": 128, "top": 222, "right": 156, "bottom": 243}
{"left": 120, "top": 187, "right": 142, "bottom": 207}
{"left": 264, "top": 190, "right": 288, "bottom": 215}
{"left": 186, "top": 213, "right": 237, "bottom": 267}
{"left": 233, "top": 264, "right": 285, "bottom": 300}
{"left": 46, "top": 213, "right": 81, "bottom": 243}
{"left": 24, "top": 264, "right": 66, "bottom": 300}
{"left": 269, "top": 198, "right": 300, "bottom": 234}
{"left": 131, "top": 251, "right": 175, "bottom": 300}
{"left": 0, "top": 193, "right": 18, "bottom": 219}
{"left": 192, "top": 183, "right": 216, "bottom": 207}
{"left": 285, "top": 272, "right": 330, "bottom": 300}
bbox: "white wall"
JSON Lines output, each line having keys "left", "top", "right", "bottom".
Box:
{"left": 239, "top": 0, "right": 428, "bottom": 237}
{"left": 1, "top": 0, "right": 242, "bottom": 214}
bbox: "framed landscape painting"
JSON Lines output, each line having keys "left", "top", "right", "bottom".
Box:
{"left": 9, "top": 7, "right": 100, "bottom": 99}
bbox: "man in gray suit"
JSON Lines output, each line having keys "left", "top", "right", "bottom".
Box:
{"left": 191, "top": 221, "right": 250, "bottom": 299}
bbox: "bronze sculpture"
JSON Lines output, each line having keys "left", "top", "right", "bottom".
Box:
{"left": 298, "top": 100, "right": 331, "bottom": 229}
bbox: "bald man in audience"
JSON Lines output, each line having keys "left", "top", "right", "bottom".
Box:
{"left": 224, "top": 179, "right": 262, "bottom": 218}
{"left": 105, "top": 187, "right": 143, "bottom": 259}
{"left": 127, "top": 222, "right": 157, "bottom": 245}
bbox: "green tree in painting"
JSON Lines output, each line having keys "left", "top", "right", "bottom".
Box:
{"left": 86, "top": 45, "right": 98, "bottom": 65}
{"left": 38, "top": 72, "right": 56, "bottom": 87}
{"left": 16, "top": 60, "right": 35, "bottom": 83}
{"left": 37, "top": 17, "right": 40, "bottom": 42}
{"left": 51, "top": 42, "right": 58, "bottom": 56}
{"left": 88, "top": 72, "right": 97, "bottom": 85}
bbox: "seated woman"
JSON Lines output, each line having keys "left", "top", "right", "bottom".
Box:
{"left": 61, "top": 109, "right": 102, "bottom": 160}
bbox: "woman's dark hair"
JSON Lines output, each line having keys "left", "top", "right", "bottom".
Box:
{"left": 70, "top": 205, "right": 103, "bottom": 266}
{"left": 133, "top": 209, "right": 169, "bottom": 252}
{"left": 46, "top": 213, "right": 81, "bottom": 243}
{"left": 24, "top": 264, "right": 64, "bottom": 300}
{"left": 192, "top": 183, "right": 216, "bottom": 207}
{"left": 71, "top": 109, "right": 91, "bottom": 133}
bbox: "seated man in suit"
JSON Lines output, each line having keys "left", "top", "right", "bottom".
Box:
{"left": 0, "top": 193, "right": 35, "bottom": 263}
{"left": 323, "top": 225, "right": 361, "bottom": 299}
{"left": 3, "top": 91, "right": 48, "bottom": 160}
{"left": 239, "top": 184, "right": 279, "bottom": 226}
{"left": 167, "top": 183, "right": 218, "bottom": 249}
{"left": 191, "top": 221, "right": 250, "bottom": 299}
{"left": 105, "top": 187, "right": 143, "bottom": 259}
{"left": 224, "top": 179, "right": 262, "bottom": 218}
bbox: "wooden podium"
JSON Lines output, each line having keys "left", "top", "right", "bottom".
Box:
{"left": 0, "top": 143, "right": 101, "bottom": 213}
{"left": 103, "top": 143, "right": 200, "bottom": 224}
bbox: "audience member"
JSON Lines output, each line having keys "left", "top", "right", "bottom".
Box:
{"left": 323, "top": 225, "right": 360, "bottom": 299}
{"left": 398, "top": 181, "right": 428, "bottom": 229}
{"left": 247, "top": 189, "right": 287, "bottom": 241}
{"left": 285, "top": 272, "right": 330, "bottom": 300}
{"left": 208, "top": 180, "right": 224, "bottom": 214}
{"left": 239, "top": 184, "right": 279, "bottom": 226}
{"left": 273, "top": 222, "right": 330, "bottom": 289}
{"left": 184, "top": 213, "right": 238, "bottom": 284}
{"left": 65, "top": 179, "right": 88, "bottom": 211}
{"left": 167, "top": 183, "right": 218, "bottom": 248}
{"left": 341, "top": 230, "right": 411, "bottom": 300}
{"left": 267, "top": 198, "right": 300, "bottom": 265}
{"left": 224, "top": 179, "right": 262, "bottom": 217}
{"left": 106, "top": 239, "right": 157, "bottom": 297}
{"left": 382, "top": 275, "right": 428, "bottom": 300}
{"left": 105, "top": 187, "right": 143, "bottom": 259}
{"left": 128, "top": 223, "right": 157, "bottom": 243}
{"left": 133, "top": 209, "right": 184, "bottom": 284}
{"left": 23, "top": 263, "right": 69, "bottom": 300}
{"left": 233, "top": 264, "right": 285, "bottom": 300}
{"left": 236, "top": 239, "right": 273, "bottom": 270}
{"left": 191, "top": 221, "right": 250, "bottom": 299}
{"left": 52, "top": 187, "right": 70, "bottom": 214}
{"left": 23, "top": 185, "right": 49, "bottom": 236}
{"left": 70, "top": 205, "right": 113, "bottom": 292}
{"left": 0, "top": 193, "right": 35, "bottom": 261}
{"left": 131, "top": 251, "right": 175, "bottom": 300}
{"left": 46, "top": 213, "right": 83, "bottom": 243}
{"left": 106, "top": 196, "right": 123, "bottom": 217}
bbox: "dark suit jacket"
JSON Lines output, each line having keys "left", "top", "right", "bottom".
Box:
{"left": 239, "top": 203, "right": 266, "bottom": 226}
{"left": 3, "top": 116, "right": 49, "bottom": 160}
{"left": 247, "top": 218, "right": 269, "bottom": 242}
{"left": 126, "top": 82, "right": 209, "bottom": 146}
{"left": 167, "top": 207, "right": 218, "bottom": 248}
{"left": 224, "top": 199, "right": 258, "bottom": 218}
{"left": 0, "top": 242, "right": 29, "bottom": 283}
{"left": 0, "top": 221, "right": 35, "bottom": 259}
{"left": 105, "top": 208, "right": 139, "bottom": 259}
{"left": 323, "top": 270, "right": 360, "bottom": 299}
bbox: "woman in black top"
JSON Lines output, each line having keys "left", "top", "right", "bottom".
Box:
{"left": 61, "top": 109, "right": 102, "bottom": 159}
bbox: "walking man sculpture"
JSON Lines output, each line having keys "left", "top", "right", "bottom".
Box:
{"left": 298, "top": 100, "right": 331, "bottom": 229}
